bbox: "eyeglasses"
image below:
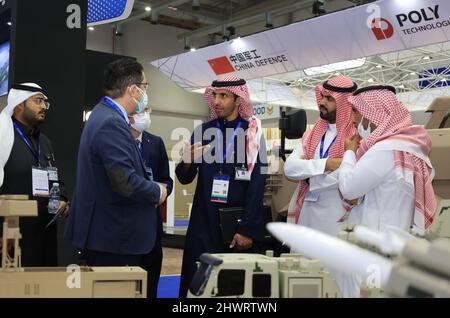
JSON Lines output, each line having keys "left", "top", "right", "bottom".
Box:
{"left": 138, "top": 108, "right": 152, "bottom": 115}
{"left": 135, "top": 82, "right": 149, "bottom": 90}
{"left": 32, "top": 97, "right": 50, "bottom": 110}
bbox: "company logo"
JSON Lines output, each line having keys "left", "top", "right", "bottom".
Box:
{"left": 371, "top": 18, "right": 394, "bottom": 40}
{"left": 209, "top": 49, "right": 290, "bottom": 75}
{"left": 396, "top": 5, "right": 439, "bottom": 28}
{"left": 252, "top": 105, "right": 280, "bottom": 119}
{"left": 371, "top": 5, "right": 446, "bottom": 40}
{"left": 207, "top": 56, "right": 235, "bottom": 75}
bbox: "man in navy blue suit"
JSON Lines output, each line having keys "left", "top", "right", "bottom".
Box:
{"left": 65, "top": 58, "right": 167, "bottom": 298}
{"left": 128, "top": 106, "right": 173, "bottom": 298}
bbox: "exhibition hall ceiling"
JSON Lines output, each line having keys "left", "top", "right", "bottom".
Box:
{"left": 114, "top": 0, "right": 449, "bottom": 111}
{"left": 121, "top": 0, "right": 376, "bottom": 46}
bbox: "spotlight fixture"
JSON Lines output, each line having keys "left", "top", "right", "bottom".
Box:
{"left": 222, "top": 26, "right": 236, "bottom": 41}
{"left": 312, "top": 0, "right": 326, "bottom": 16}
{"left": 192, "top": 0, "right": 200, "bottom": 11}
{"left": 114, "top": 24, "right": 123, "bottom": 36}
{"left": 184, "top": 38, "right": 191, "bottom": 50}
{"left": 265, "top": 12, "right": 274, "bottom": 28}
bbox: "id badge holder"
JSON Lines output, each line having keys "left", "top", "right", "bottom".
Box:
{"left": 235, "top": 166, "right": 251, "bottom": 181}
{"left": 32, "top": 166, "right": 49, "bottom": 197}
{"left": 211, "top": 174, "right": 230, "bottom": 204}
{"left": 47, "top": 167, "right": 59, "bottom": 182}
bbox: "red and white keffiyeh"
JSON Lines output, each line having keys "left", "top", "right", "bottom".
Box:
{"left": 204, "top": 74, "right": 262, "bottom": 174}
{"left": 287, "top": 75, "right": 357, "bottom": 224}
{"left": 348, "top": 88, "right": 437, "bottom": 234}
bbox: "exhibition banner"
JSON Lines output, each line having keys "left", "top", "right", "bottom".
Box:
{"left": 151, "top": 0, "right": 450, "bottom": 90}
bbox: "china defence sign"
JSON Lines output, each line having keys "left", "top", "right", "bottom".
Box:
{"left": 152, "top": 0, "right": 450, "bottom": 91}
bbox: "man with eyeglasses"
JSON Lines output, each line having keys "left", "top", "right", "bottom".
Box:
{"left": 65, "top": 58, "right": 167, "bottom": 298}
{"left": 0, "top": 83, "right": 69, "bottom": 267}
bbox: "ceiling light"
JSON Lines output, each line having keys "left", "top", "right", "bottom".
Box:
{"left": 304, "top": 58, "right": 366, "bottom": 76}
{"left": 145, "top": 6, "right": 151, "bottom": 12}
{"left": 88, "top": 26, "right": 95, "bottom": 31}
{"left": 367, "top": 78, "right": 374, "bottom": 83}
{"left": 190, "top": 47, "right": 196, "bottom": 52}
{"left": 376, "top": 64, "right": 382, "bottom": 69}
{"left": 231, "top": 37, "right": 243, "bottom": 46}
{"left": 423, "top": 56, "right": 431, "bottom": 60}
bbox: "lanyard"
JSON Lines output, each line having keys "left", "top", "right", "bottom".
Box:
{"left": 102, "top": 97, "right": 128, "bottom": 124}
{"left": 319, "top": 133, "right": 337, "bottom": 159}
{"left": 13, "top": 122, "right": 40, "bottom": 165}
{"left": 216, "top": 119, "right": 242, "bottom": 173}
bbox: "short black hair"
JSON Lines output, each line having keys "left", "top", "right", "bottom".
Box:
{"left": 103, "top": 58, "right": 144, "bottom": 99}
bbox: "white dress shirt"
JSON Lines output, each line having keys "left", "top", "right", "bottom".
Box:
{"left": 284, "top": 124, "right": 346, "bottom": 236}
{"left": 339, "top": 148, "right": 415, "bottom": 232}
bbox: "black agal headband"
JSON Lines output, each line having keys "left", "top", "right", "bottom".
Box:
{"left": 353, "top": 85, "right": 396, "bottom": 96}
{"left": 12, "top": 84, "right": 48, "bottom": 97}
{"left": 322, "top": 80, "right": 358, "bottom": 93}
{"left": 211, "top": 79, "right": 246, "bottom": 87}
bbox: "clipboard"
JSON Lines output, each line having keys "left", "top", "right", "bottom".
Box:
{"left": 218, "top": 207, "right": 244, "bottom": 245}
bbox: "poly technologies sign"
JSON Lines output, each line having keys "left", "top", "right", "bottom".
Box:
{"left": 371, "top": 4, "right": 449, "bottom": 41}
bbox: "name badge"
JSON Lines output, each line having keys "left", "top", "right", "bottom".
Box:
{"left": 47, "top": 167, "right": 59, "bottom": 182}
{"left": 211, "top": 174, "right": 230, "bottom": 204}
{"left": 32, "top": 166, "right": 49, "bottom": 197}
{"left": 304, "top": 191, "right": 319, "bottom": 202}
{"left": 235, "top": 167, "right": 251, "bottom": 181}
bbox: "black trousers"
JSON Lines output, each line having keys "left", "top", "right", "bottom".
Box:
{"left": 83, "top": 216, "right": 163, "bottom": 298}
{"left": 82, "top": 215, "right": 163, "bottom": 298}
{"left": 84, "top": 243, "right": 162, "bottom": 298}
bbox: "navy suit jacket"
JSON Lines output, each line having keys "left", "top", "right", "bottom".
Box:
{"left": 140, "top": 131, "right": 173, "bottom": 197}
{"left": 65, "top": 100, "right": 161, "bottom": 255}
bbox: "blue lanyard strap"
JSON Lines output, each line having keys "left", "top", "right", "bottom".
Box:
{"left": 13, "top": 122, "right": 40, "bottom": 165}
{"left": 216, "top": 120, "right": 243, "bottom": 169}
{"left": 319, "top": 132, "right": 337, "bottom": 159}
{"left": 101, "top": 97, "right": 128, "bottom": 124}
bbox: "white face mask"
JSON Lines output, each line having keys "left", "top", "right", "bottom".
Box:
{"left": 131, "top": 112, "right": 151, "bottom": 133}
{"left": 357, "top": 117, "right": 371, "bottom": 139}
{"left": 132, "top": 86, "right": 149, "bottom": 113}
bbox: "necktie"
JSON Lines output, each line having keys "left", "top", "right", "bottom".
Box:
{"left": 136, "top": 139, "right": 144, "bottom": 159}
